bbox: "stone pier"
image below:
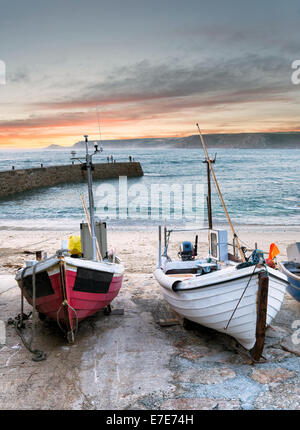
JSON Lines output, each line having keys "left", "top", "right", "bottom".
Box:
{"left": 0, "top": 162, "right": 143, "bottom": 198}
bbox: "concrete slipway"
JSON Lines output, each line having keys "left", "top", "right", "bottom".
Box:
{"left": 0, "top": 273, "right": 300, "bottom": 410}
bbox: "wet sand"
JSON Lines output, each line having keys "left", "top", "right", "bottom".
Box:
{"left": 0, "top": 227, "right": 300, "bottom": 410}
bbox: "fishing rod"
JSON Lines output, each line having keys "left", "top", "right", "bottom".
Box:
{"left": 196, "top": 124, "right": 246, "bottom": 263}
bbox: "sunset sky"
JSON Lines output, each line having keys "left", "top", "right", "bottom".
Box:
{"left": 0, "top": 0, "right": 300, "bottom": 148}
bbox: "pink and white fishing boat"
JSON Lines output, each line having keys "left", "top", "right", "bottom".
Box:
{"left": 15, "top": 135, "right": 124, "bottom": 345}
{"left": 16, "top": 253, "right": 124, "bottom": 342}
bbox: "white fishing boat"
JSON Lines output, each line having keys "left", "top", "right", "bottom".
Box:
{"left": 154, "top": 125, "right": 288, "bottom": 361}
{"left": 154, "top": 229, "right": 288, "bottom": 358}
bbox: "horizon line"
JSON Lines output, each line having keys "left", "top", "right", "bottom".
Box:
{"left": 1, "top": 129, "right": 300, "bottom": 150}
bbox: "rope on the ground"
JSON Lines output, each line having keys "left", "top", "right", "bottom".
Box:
{"left": 8, "top": 314, "right": 47, "bottom": 362}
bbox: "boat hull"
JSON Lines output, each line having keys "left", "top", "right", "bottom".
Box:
{"left": 16, "top": 256, "right": 124, "bottom": 333}
{"left": 279, "top": 262, "right": 300, "bottom": 302}
{"left": 154, "top": 265, "right": 288, "bottom": 351}
{"left": 287, "top": 281, "right": 300, "bottom": 302}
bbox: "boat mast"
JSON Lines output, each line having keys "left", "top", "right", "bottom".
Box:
{"left": 202, "top": 154, "right": 216, "bottom": 230}
{"left": 196, "top": 124, "right": 246, "bottom": 263}
{"left": 158, "top": 225, "right": 162, "bottom": 268}
{"left": 84, "top": 136, "right": 96, "bottom": 261}
{"left": 70, "top": 136, "right": 102, "bottom": 261}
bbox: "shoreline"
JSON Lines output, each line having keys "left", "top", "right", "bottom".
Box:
{"left": 0, "top": 221, "right": 299, "bottom": 233}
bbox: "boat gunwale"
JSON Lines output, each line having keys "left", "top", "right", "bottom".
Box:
{"left": 163, "top": 268, "right": 289, "bottom": 292}
{"left": 16, "top": 255, "right": 124, "bottom": 280}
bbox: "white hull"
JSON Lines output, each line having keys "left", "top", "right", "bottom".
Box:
{"left": 154, "top": 265, "right": 288, "bottom": 350}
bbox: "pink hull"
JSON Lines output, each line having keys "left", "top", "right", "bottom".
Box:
{"left": 18, "top": 263, "right": 123, "bottom": 331}
{"left": 64, "top": 269, "right": 123, "bottom": 322}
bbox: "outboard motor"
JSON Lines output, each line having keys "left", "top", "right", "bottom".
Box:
{"left": 178, "top": 241, "right": 194, "bottom": 261}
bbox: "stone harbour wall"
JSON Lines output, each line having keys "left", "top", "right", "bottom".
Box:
{"left": 0, "top": 162, "right": 143, "bottom": 198}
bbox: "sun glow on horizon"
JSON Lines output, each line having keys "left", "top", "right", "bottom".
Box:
{"left": 1, "top": 123, "right": 300, "bottom": 150}
{"left": 1, "top": 96, "right": 300, "bottom": 149}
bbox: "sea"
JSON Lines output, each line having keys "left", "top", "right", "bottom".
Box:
{"left": 0, "top": 147, "right": 299, "bottom": 231}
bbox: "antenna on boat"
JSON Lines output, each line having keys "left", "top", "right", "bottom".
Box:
{"left": 196, "top": 124, "right": 246, "bottom": 262}
{"left": 71, "top": 135, "right": 103, "bottom": 262}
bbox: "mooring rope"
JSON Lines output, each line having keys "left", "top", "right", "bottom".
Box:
{"left": 55, "top": 257, "right": 79, "bottom": 342}
{"left": 224, "top": 264, "right": 259, "bottom": 330}
{"left": 56, "top": 300, "right": 78, "bottom": 342}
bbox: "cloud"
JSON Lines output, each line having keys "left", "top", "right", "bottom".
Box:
{"left": 0, "top": 53, "right": 298, "bottom": 142}
{"left": 0, "top": 111, "right": 90, "bottom": 130}
{"left": 7, "top": 68, "right": 31, "bottom": 83}
{"left": 33, "top": 54, "right": 294, "bottom": 112}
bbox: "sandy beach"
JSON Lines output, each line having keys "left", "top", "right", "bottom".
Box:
{"left": 0, "top": 226, "right": 300, "bottom": 410}
{"left": 1, "top": 226, "right": 300, "bottom": 275}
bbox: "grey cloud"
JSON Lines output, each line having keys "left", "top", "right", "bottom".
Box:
{"left": 35, "top": 53, "right": 295, "bottom": 111}
{"left": 7, "top": 68, "right": 31, "bottom": 83}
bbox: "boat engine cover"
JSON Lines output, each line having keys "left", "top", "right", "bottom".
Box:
{"left": 179, "top": 241, "right": 194, "bottom": 261}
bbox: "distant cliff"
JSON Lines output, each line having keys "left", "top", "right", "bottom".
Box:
{"left": 47, "top": 132, "right": 300, "bottom": 150}
{"left": 46, "top": 144, "right": 66, "bottom": 150}
{"left": 174, "top": 132, "right": 300, "bottom": 149}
